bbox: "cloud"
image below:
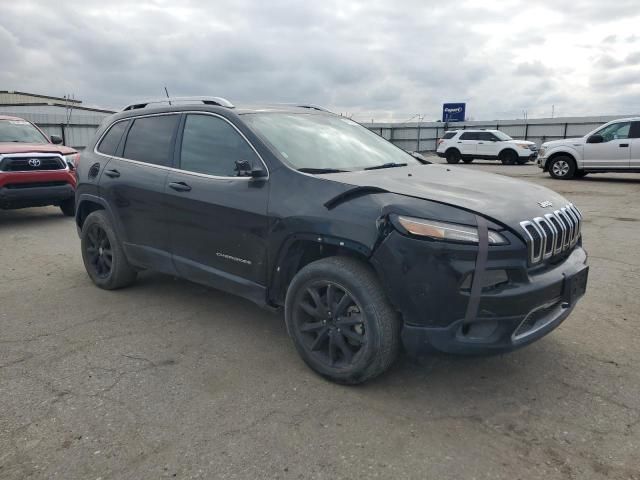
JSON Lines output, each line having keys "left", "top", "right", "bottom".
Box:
{"left": 1, "top": 0, "right": 640, "bottom": 121}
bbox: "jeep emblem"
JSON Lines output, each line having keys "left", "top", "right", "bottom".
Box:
{"left": 538, "top": 201, "right": 553, "bottom": 208}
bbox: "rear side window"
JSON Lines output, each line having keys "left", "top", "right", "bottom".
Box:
{"left": 442, "top": 131, "right": 456, "bottom": 139}
{"left": 460, "top": 132, "right": 479, "bottom": 140}
{"left": 97, "top": 121, "right": 128, "bottom": 156}
{"left": 630, "top": 122, "right": 640, "bottom": 139}
{"left": 123, "top": 115, "right": 179, "bottom": 166}
{"left": 179, "top": 114, "right": 259, "bottom": 177}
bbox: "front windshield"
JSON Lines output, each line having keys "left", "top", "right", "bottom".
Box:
{"left": 493, "top": 131, "right": 513, "bottom": 141}
{"left": 0, "top": 119, "right": 49, "bottom": 144}
{"left": 243, "top": 113, "right": 420, "bottom": 171}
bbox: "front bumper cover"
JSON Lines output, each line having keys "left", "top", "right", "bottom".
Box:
{"left": 370, "top": 229, "right": 588, "bottom": 355}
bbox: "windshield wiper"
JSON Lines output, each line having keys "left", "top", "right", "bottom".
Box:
{"left": 364, "top": 162, "right": 408, "bottom": 171}
{"left": 298, "top": 167, "right": 349, "bottom": 174}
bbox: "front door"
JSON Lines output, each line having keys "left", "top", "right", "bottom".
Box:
{"left": 476, "top": 131, "right": 501, "bottom": 158}
{"left": 165, "top": 113, "right": 270, "bottom": 302}
{"left": 99, "top": 113, "right": 180, "bottom": 272}
{"left": 583, "top": 121, "right": 631, "bottom": 169}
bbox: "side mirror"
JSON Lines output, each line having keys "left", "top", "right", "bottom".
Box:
{"left": 587, "top": 134, "right": 603, "bottom": 144}
{"left": 50, "top": 135, "right": 63, "bottom": 145}
{"left": 235, "top": 159, "right": 267, "bottom": 178}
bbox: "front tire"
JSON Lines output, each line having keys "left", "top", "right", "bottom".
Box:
{"left": 59, "top": 198, "right": 75, "bottom": 217}
{"left": 548, "top": 156, "right": 576, "bottom": 179}
{"left": 462, "top": 158, "right": 474, "bottom": 164}
{"left": 81, "top": 210, "right": 137, "bottom": 290}
{"left": 445, "top": 149, "right": 461, "bottom": 164}
{"left": 500, "top": 150, "right": 518, "bottom": 165}
{"left": 285, "top": 257, "right": 400, "bottom": 385}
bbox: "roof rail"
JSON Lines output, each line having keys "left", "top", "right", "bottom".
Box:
{"left": 292, "top": 104, "right": 332, "bottom": 113}
{"left": 122, "top": 96, "right": 234, "bottom": 111}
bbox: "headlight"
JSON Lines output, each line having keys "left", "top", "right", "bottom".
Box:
{"left": 396, "top": 216, "right": 508, "bottom": 245}
{"left": 538, "top": 147, "right": 546, "bottom": 157}
{"left": 63, "top": 153, "right": 80, "bottom": 170}
{"left": 515, "top": 143, "right": 530, "bottom": 149}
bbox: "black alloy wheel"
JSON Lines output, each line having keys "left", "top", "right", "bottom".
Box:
{"left": 85, "top": 223, "right": 113, "bottom": 279}
{"left": 294, "top": 282, "right": 367, "bottom": 368}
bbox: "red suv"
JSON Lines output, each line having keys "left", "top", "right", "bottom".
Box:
{"left": 0, "top": 115, "right": 78, "bottom": 215}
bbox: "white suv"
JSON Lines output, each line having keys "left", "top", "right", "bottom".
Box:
{"left": 538, "top": 118, "right": 640, "bottom": 179}
{"left": 436, "top": 129, "right": 538, "bottom": 165}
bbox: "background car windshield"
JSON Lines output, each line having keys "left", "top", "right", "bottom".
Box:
{"left": 494, "top": 131, "right": 513, "bottom": 141}
{"left": 0, "top": 120, "right": 48, "bottom": 143}
{"left": 243, "top": 113, "right": 420, "bottom": 170}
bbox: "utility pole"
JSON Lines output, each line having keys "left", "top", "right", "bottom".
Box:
{"left": 551, "top": 104, "right": 555, "bottom": 118}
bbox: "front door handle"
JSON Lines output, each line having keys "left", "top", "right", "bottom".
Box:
{"left": 478, "top": 142, "right": 484, "bottom": 144}
{"left": 620, "top": 143, "right": 629, "bottom": 147}
{"left": 104, "top": 169, "right": 120, "bottom": 178}
{"left": 168, "top": 181, "right": 192, "bottom": 192}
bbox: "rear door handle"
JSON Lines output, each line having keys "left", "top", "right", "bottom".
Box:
{"left": 620, "top": 143, "right": 629, "bottom": 147}
{"left": 168, "top": 181, "right": 192, "bottom": 192}
{"left": 478, "top": 142, "right": 484, "bottom": 144}
{"left": 104, "top": 169, "right": 120, "bottom": 178}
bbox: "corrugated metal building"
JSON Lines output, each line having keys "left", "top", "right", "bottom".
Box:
{"left": 0, "top": 91, "right": 115, "bottom": 150}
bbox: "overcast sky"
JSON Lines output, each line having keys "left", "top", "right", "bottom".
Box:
{"left": 2, "top": 0, "right": 639, "bottom": 121}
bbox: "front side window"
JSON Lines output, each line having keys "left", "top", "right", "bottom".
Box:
{"left": 596, "top": 122, "right": 631, "bottom": 142}
{"left": 478, "top": 132, "right": 499, "bottom": 141}
{"left": 97, "top": 121, "right": 129, "bottom": 156}
{"left": 0, "top": 119, "right": 49, "bottom": 144}
{"left": 179, "top": 114, "right": 259, "bottom": 177}
{"left": 123, "top": 115, "right": 179, "bottom": 166}
{"left": 243, "top": 113, "right": 420, "bottom": 171}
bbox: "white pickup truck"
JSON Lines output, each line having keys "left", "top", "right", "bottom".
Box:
{"left": 538, "top": 117, "right": 640, "bottom": 179}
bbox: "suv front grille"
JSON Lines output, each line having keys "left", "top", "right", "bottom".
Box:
{"left": 0, "top": 156, "right": 65, "bottom": 172}
{"left": 520, "top": 204, "right": 582, "bottom": 265}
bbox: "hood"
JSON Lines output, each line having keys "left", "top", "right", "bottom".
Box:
{"left": 321, "top": 164, "right": 571, "bottom": 231}
{"left": 506, "top": 139, "right": 535, "bottom": 146}
{"left": 0, "top": 142, "right": 77, "bottom": 155}
{"left": 542, "top": 137, "right": 584, "bottom": 148}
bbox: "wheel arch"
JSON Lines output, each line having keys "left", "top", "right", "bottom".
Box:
{"left": 268, "top": 234, "right": 372, "bottom": 307}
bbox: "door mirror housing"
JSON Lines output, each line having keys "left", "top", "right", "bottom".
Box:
{"left": 587, "top": 134, "right": 604, "bottom": 144}
{"left": 235, "top": 159, "right": 267, "bottom": 178}
{"left": 50, "top": 135, "right": 63, "bottom": 145}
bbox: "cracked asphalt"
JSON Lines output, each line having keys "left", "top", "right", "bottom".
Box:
{"left": 1, "top": 161, "right": 639, "bottom": 479}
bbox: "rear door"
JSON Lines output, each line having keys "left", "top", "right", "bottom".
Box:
{"left": 582, "top": 121, "right": 631, "bottom": 169}
{"left": 98, "top": 113, "right": 180, "bottom": 272}
{"left": 630, "top": 121, "right": 640, "bottom": 169}
{"left": 458, "top": 132, "right": 478, "bottom": 156}
{"left": 165, "top": 113, "right": 270, "bottom": 301}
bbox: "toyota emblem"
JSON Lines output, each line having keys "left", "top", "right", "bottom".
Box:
{"left": 28, "top": 158, "right": 42, "bottom": 167}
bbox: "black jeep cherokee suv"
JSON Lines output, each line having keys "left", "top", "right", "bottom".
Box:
{"left": 75, "top": 97, "right": 588, "bottom": 384}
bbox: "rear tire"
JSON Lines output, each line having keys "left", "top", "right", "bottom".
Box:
{"left": 285, "top": 257, "right": 400, "bottom": 385}
{"left": 445, "top": 149, "right": 461, "bottom": 164}
{"left": 81, "top": 210, "right": 137, "bottom": 290}
{"left": 500, "top": 150, "right": 518, "bottom": 165}
{"left": 59, "top": 198, "right": 75, "bottom": 217}
{"left": 548, "top": 156, "right": 576, "bottom": 180}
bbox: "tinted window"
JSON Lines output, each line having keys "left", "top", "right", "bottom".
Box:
{"left": 179, "top": 114, "right": 259, "bottom": 177}
{"left": 97, "top": 121, "right": 128, "bottom": 155}
{"left": 460, "top": 132, "right": 479, "bottom": 140}
{"left": 478, "top": 132, "right": 498, "bottom": 141}
{"left": 442, "top": 131, "right": 456, "bottom": 139}
{"left": 123, "top": 115, "right": 179, "bottom": 166}
{"left": 629, "top": 122, "right": 640, "bottom": 139}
